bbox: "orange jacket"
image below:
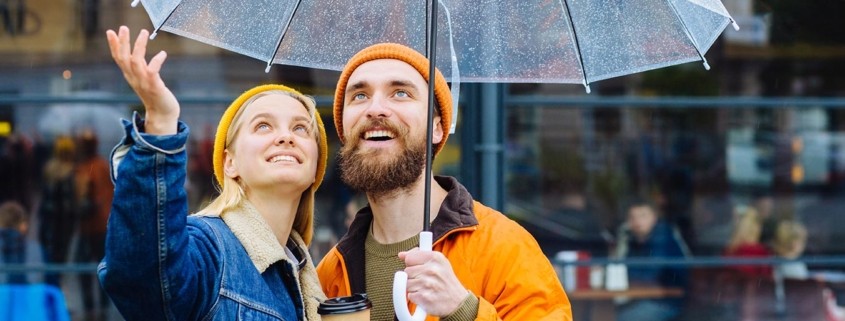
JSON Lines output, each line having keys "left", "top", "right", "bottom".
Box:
{"left": 317, "top": 177, "right": 572, "bottom": 321}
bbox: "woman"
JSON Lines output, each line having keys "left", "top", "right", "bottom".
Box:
{"left": 724, "top": 207, "right": 773, "bottom": 278}
{"left": 98, "top": 26, "right": 327, "bottom": 321}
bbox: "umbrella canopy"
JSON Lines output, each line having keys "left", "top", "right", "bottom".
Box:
{"left": 127, "top": 0, "right": 739, "bottom": 254}
{"left": 132, "top": 0, "right": 736, "bottom": 87}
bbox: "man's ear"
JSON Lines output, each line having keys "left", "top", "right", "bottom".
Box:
{"left": 223, "top": 149, "right": 239, "bottom": 179}
{"left": 432, "top": 115, "right": 444, "bottom": 144}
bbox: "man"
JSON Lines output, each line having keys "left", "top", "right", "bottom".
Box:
{"left": 613, "top": 198, "right": 690, "bottom": 321}
{"left": 317, "top": 43, "right": 571, "bottom": 321}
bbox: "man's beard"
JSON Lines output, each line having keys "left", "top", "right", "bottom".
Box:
{"left": 338, "top": 119, "right": 426, "bottom": 198}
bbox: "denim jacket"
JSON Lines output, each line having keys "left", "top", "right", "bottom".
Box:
{"left": 99, "top": 113, "right": 325, "bottom": 321}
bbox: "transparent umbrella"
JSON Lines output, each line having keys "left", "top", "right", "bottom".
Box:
{"left": 131, "top": 0, "right": 737, "bottom": 135}
{"left": 132, "top": 0, "right": 736, "bottom": 86}
{"left": 125, "top": 0, "right": 738, "bottom": 319}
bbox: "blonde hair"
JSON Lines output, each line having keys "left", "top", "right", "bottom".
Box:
{"left": 726, "top": 207, "right": 763, "bottom": 252}
{"left": 770, "top": 220, "right": 807, "bottom": 257}
{"left": 196, "top": 90, "right": 321, "bottom": 245}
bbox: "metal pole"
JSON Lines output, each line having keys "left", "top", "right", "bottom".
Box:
{"left": 480, "top": 83, "right": 502, "bottom": 208}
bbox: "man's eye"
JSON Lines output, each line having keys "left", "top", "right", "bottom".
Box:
{"left": 352, "top": 93, "right": 367, "bottom": 100}
{"left": 395, "top": 90, "right": 409, "bottom": 98}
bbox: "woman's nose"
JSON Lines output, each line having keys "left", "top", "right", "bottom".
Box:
{"left": 276, "top": 131, "right": 295, "bottom": 145}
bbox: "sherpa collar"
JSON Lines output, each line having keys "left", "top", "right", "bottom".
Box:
{"left": 196, "top": 201, "right": 326, "bottom": 320}
{"left": 219, "top": 201, "right": 296, "bottom": 273}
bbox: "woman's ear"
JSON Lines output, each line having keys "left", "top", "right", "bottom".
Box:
{"left": 223, "top": 149, "right": 239, "bottom": 179}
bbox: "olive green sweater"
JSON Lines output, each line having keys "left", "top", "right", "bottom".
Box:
{"left": 365, "top": 229, "right": 478, "bottom": 321}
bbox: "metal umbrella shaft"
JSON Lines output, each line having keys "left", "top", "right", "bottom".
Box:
{"left": 391, "top": 4, "right": 439, "bottom": 321}
{"left": 423, "top": 0, "right": 438, "bottom": 233}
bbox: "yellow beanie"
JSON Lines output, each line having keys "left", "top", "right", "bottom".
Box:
{"left": 333, "top": 43, "right": 452, "bottom": 156}
{"left": 213, "top": 84, "right": 328, "bottom": 190}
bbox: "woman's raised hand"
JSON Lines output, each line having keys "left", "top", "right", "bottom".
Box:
{"left": 106, "top": 26, "right": 180, "bottom": 135}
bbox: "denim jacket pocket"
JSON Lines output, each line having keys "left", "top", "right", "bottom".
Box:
{"left": 212, "top": 295, "right": 291, "bottom": 321}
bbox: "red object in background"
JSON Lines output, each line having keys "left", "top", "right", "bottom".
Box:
{"left": 576, "top": 251, "right": 591, "bottom": 290}
{"left": 724, "top": 243, "right": 773, "bottom": 278}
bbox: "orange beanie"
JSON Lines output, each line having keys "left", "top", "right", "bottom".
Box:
{"left": 333, "top": 43, "right": 452, "bottom": 156}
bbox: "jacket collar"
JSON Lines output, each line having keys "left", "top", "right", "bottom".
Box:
{"left": 195, "top": 203, "right": 325, "bottom": 320}
{"left": 336, "top": 175, "right": 478, "bottom": 293}
{"left": 429, "top": 176, "right": 479, "bottom": 237}
{"left": 216, "top": 201, "right": 305, "bottom": 273}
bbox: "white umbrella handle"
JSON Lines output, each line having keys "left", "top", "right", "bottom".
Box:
{"left": 393, "top": 231, "right": 432, "bottom": 321}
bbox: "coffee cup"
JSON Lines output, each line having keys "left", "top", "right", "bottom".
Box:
{"left": 318, "top": 293, "right": 372, "bottom": 321}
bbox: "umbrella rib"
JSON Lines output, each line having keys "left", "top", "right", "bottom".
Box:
{"left": 265, "top": 0, "right": 304, "bottom": 73}
{"left": 130, "top": 0, "right": 175, "bottom": 40}
{"left": 149, "top": 0, "right": 185, "bottom": 40}
{"left": 425, "top": 0, "right": 430, "bottom": 55}
{"left": 664, "top": 0, "right": 710, "bottom": 70}
{"left": 559, "top": 0, "right": 591, "bottom": 93}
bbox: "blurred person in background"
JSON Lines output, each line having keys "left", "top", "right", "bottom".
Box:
{"left": 613, "top": 197, "right": 691, "bottom": 321}
{"left": 74, "top": 128, "right": 113, "bottom": 321}
{"left": 768, "top": 219, "right": 845, "bottom": 320}
{"left": 0, "top": 134, "right": 36, "bottom": 211}
{"left": 770, "top": 219, "right": 809, "bottom": 280}
{"left": 37, "top": 136, "right": 79, "bottom": 287}
{"left": 751, "top": 189, "right": 779, "bottom": 247}
{"left": 0, "top": 200, "right": 36, "bottom": 284}
{"left": 724, "top": 207, "right": 773, "bottom": 279}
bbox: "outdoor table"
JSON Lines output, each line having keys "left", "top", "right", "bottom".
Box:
{"left": 569, "top": 285, "right": 684, "bottom": 321}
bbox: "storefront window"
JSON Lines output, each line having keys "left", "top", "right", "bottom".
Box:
{"left": 2, "top": 0, "right": 845, "bottom": 320}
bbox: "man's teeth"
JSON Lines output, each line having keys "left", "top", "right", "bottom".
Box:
{"left": 270, "top": 155, "right": 297, "bottom": 163}
{"left": 364, "top": 130, "right": 394, "bottom": 139}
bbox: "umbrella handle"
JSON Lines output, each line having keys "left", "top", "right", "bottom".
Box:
{"left": 393, "top": 231, "right": 432, "bottom": 321}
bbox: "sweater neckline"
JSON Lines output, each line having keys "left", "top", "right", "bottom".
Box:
{"left": 364, "top": 224, "right": 421, "bottom": 258}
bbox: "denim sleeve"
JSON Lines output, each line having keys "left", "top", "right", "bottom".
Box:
{"left": 99, "top": 112, "right": 222, "bottom": 321}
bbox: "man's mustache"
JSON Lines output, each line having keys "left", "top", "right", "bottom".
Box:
{"left": 346, "top": 118, "right": 407, "bottom": 147}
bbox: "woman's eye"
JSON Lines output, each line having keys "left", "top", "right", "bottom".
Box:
{"left": 294, "top": 124, "right": 309, "bottom": 133}
{"left": 256, "top": 122, "right": 271, "bottom": 131}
